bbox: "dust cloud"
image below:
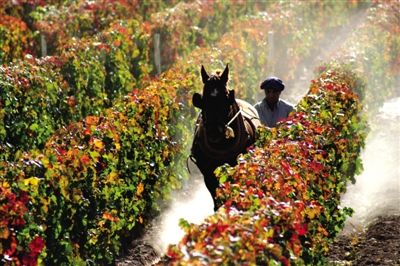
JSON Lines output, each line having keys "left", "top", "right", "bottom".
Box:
{"left": 145, "top": 165, "right": 214, "bottom": 253}
{"left": 341, "top": 97, "right": 400, "bottom": 232}
{"left": 279, "top": 7, "right": 399, "bottom": 231}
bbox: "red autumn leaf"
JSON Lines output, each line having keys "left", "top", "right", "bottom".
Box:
{"left": 294, "top": 223, "right": 308, "bottom": 236}
{"left": 22, "top": 254, "right": 37, "bottom": 266}
{"left": 81, "top": 154, "right": 90, "bottom": 165}
{"left": 56, "top": 147, "right": 67, "bottom": 156}
{"left": 83, "top": 128, "right": 91, "bottom": 135}
{"left": 66, "top": 96, "right": 76, "bottom": 107}
{"left": 310, "top": 161, "right": 324, "bottom": 172}
{"left": 19, "top": 191, "right": 30, "bottom": 205}
{"left": 326, "top": 83, "right": 334, "bottom": 90}
{"left": 102, "top": 212, "right": 119, "bottom": 222}
{"left": 166, "top": 246, "right": 182, "bottom": 260}
{"left": 113, "top": 40, "right": 121, "bottom": 47}
{"left": 29, "top": 236, "right": 45, "bottom": 255}
{"left": 281, "top": 160, "right": 294, "bottom": 175}
{"left": 314, "top": 126, "right": 323, "bottom": 134}
{"left": 280, "top": 256, "right": 290, "bottom": 266}
{"left": 216, "top": 223, "right": 229, "bottom": 234}
{"left": 291, "top": 236, "right": 303, "bottom": 257}
{"left": 14, "top": 217, "right": 26, "bottom": 226}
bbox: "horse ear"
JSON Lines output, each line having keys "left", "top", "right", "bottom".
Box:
{"left": 192, "top": 93, "right": 203, "bottom": 109}
{"left": 201, "top": 65, "right": 209, "bottom": 84}
{"left": 220, "top": 64, "right": 229, "bottom": 84}
{"left": 228, "top": 89, "right": 235, "bottom": 103}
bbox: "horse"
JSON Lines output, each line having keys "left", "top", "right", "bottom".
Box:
{"left": 190, "top": 64, "right": 261, "bottom": 211}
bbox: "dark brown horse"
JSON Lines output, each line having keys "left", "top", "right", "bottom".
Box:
{"left": 190, "top": 64, "right": 260, "bottom": 211}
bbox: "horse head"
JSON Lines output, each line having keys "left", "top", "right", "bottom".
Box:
{"left": 192, "top": 64, "right": 238, "bottom": 144}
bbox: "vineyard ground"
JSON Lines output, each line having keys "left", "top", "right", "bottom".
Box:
{"left": 116, "top": 215, "right": 400, "bottom": 266}
{"left": 328, "top": 215, "right": 400, "bottom": 266}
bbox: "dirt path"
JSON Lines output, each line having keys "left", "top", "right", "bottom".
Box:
{"left": 328, "top": 215, "right": 400, "bottom": 266}
{"left": 116, "top": 240, "right": 159, "bottom": 266}
{"left": 116, "top": 166, "right": 213, "bottom": 266}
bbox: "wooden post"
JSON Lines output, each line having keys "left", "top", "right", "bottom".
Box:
{"left": 154, "top": 33, "right": 161, "bottom": 75}
{"left": 268, "top": 31, "right": 274, "bottom": 75}
{"left": 40, "top": 33, "right": 47, "bottom": 57}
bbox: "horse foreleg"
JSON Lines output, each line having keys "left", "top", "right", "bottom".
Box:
{"left": 193, "top": 153, "right": 221, "bottom": 211}
{"left": 202, "top": 171, "right": 220, "bottom": 212}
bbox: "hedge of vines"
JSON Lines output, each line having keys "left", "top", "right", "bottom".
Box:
{"left": 0, "top": 14, "right": 35, "bottom": 64}
{"left": 0, "top": 64, "right": 199, "bottom": 264}
{"left": 0, "top": 0, "right": 270, "bottom": 64}
{"left": 0, "top": 19, "right": 151, "bottom": 158}
{"left": 0, "top": 0, "right": 182, "bottom": 61}
{"left": 1, "top": 0, "right": 267, "bottom": 159}
{"left": 162, "top": 64, "right": 367, "bottom": 265}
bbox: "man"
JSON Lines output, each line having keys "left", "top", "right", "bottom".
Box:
{"left": 254, "top": 77, "right": 294, "bottom": 127}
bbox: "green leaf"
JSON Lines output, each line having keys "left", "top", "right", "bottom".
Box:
{"left": 178, "top": 218, "right": 191, "bottom": 232}
{"left": 29, "top": 123, "right": 39, "bottom": 131}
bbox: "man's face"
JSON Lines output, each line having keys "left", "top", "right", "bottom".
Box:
{"left": 264, "top": 88, "right": 281, "bottom": 106}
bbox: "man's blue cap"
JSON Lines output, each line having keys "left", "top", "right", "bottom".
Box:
{"left": 260, "top": 77, "right": 285, "bottom": 91}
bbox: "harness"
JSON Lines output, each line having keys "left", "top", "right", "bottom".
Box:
{"left": 188, "top": 100, "right": 259, "bottom": 173}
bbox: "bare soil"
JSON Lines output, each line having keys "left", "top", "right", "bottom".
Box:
{"left": 116, "top": 239, "right": 160, "bottom": 266}
{"left": 328, "top": 215, "right": 400, "bottom": 266}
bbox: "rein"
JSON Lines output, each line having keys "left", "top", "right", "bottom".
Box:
{"left": 224, "top": 107, "right": 259, "bottom": 139}
{"left": 194, "top": 101, "right": 251, "bottom": 162}
{"left": 225, "top": 108, "right": 242, "bottom": 128}
{"left": 224, "top": 107, "right": 242, "bottom": 139}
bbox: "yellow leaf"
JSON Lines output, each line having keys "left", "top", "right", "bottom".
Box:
{"left": 93, "top": 139, "right": 104, "bottom": 150}
{"left": 41, "top": 157, "right": 51, "bottom": 168}
{"left": 115, "top": 142, "right": 121, "bottom": 151}
{"left": 0, "top": 227, "right": 10, "bottom": 239}
{"left": 305, "top": 207, "right": 320, "bottom": 219}
{"left": 40, "top": 198, "right": 49, "bottom": 213}
{"left": 98, "top": 220, "right": 105, "bottom": 228}
{"left": 136, "top": 182, "right": 144, "bottom": 196}
{"left": 106, "top": 171, "right": 118, "bottom": 183}
{"left": 23, "top": 177, "right": 40, "bottom": 193}
{"left": 266, "top": 228, "right": 274, "bottom": 238}
{"left": 72, "top": 188, "right": 83, "bottom": 202}
{"left": 351, "top": 235, "right": 360, "bottom": 246}
{"left": 24, "top": 177, "right": 40, "bottom": 186}
{"left": 0, "top": 181, "right": 10, "bottom": 189}
{"left": 59, "top": 176, "right": 69, "bottom": 199}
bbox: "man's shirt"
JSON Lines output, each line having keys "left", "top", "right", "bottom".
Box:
{"left": 254, "top": 99, "right": 294, "bottom": 127}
